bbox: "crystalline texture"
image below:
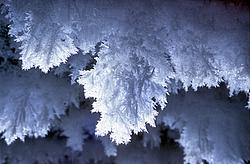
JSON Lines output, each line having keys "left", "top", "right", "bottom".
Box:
{"left": 0, "top": 68, "right": 81, "bottom": 144}
{"left": 158, "top": 87, "right": 250, "bottom": 163}
{"left": 78, "top": 49, "right": 167, "bottom": 143}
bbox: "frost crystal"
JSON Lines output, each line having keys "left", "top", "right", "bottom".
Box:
{"left": 58, "top": 103, "right": 98, "bottom": 151}
{"left": 0, "top": 68, "right": 81, "bottom": 144}
{"left": 158, "top": 87, "right": 250, "bottom": 163}
{"left": 78, "top": 47, "right": 167, "bottom": 143}
{"left": 1, "top": 0, "right": 249, "bottom": 163}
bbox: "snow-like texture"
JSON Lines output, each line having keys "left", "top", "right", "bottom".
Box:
{"left": 1, "top": 0, "right": 250, "bottom": 163}
{"left": 67, "top": 50, "right": 93, "bottom": 83}
{"left": 0, "top": 4, "right": 18, "bottom": 60}
{"left": 58, "top": 102, "right": 98, "bottom": 151}
{"left": 6, "top": 0, "right": 78, "bottom": 72}
{"left": 158, "top": 86, "right": 250, "bottom": 164}
{"left": 78, "top": 47, "right": 167, "bottom": 143}
{"left": 6, "top": 0, "right": 249, "bottom": 144}
{"left": 54, "top": 99, "right": 118, "bottom": 156}
{"left": 77, "top": 0, "right": 250, "bottom": 143}
{"left": 53, "top": 49, "right": 94, "bottom": 83}
{"left": 4, "top": 0, "right": 127, "bottom": 72}
{"left": 0, "top": 66, "right": 81, "bottom": 144}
